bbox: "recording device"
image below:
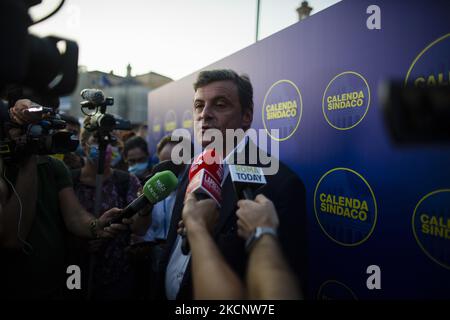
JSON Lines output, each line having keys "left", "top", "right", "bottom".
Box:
{"left": 0, "top": 0, "right": 78, "bottom": 101}
{"left": 84, "top": 112, "right": 132, "bottom": 132}
{"left": 80, "top": 89, "right": 131, "bottom": 133}
{"left": 109, "top": 170, "right": 178, "bottom": 225}
{"left": 229, "top": 164, "right": 267, "bottom": 200}
{"left": 80, "top": 89, "right": 113, "bottom": 107}
{"left": 143, "top": 159, "right": 185, "bottom": 182}
{"left": 0, "top": 1, "right": 79, "bottom": 161}
{"left": 381, "top": 81, "right": 450, "bottom": 144}
{"left": 0, "top": 104, "right": 78, "bottom": 161}
{"left": 109, "top": 161, "right": 184, "bottom": 225}
{"left": 181, "top": 149, "right": 223, "bottom": 255}
{"left": 188, "top": 149, "right": 223, "bottom": 183}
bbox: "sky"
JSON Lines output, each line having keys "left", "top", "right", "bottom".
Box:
{"left": 30, "top": 0, "right": 341, "bottom": 80}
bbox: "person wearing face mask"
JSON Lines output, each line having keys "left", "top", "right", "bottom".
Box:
{"left": 50, "top": 114, "right": 84, "bottom": 170}
{"left": 67, "top": 123, "right": 152, "bottom": 300}
{"left": 123, "top": 136, "right": 152, "bottom": 185}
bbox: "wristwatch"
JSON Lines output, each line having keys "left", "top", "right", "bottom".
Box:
{"left": 245, "top": 227, "right": 278, "bottom": 252}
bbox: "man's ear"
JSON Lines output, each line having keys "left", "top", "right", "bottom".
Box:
{"left": 242, "top": 107, "right": 253, "bottom": 130}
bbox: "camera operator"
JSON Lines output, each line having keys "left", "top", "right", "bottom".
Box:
{"left": 0, "top": 99, "right": 130, "bottom": 299}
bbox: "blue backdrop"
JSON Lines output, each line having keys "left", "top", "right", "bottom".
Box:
{"left": 147, "top": 0, "right": 450, "bottom": 299}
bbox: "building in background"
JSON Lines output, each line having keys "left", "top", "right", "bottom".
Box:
{"left": 60, "top": 64, "right": 172, "bottom": 124}
{"left": 297, "top": 1, "right": 313, "bottom": 21}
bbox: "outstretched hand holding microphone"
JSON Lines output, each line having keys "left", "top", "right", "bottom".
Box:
{"left": 108, "top": 167, "right": 179, "bottom": 226}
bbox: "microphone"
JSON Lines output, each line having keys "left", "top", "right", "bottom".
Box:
{"left": 143, "top": 159, "right": 185, "bottom": 182}
{"left": 181, "top": 149, "right": 223, "bottom": 255}
{"left": 109, "top": 170, "right": 178, "bottom": 225}
{"left": 80, "top": 88, "right": 105, "bottom": 105}
{"left": 189, "top": 148, "right": 223, "bottom": 184}
{"left": 185, "top": 168, "right": 222, "bottom": 205}
{"left": 229, "top": 164, "right": 267, "bottom": 200}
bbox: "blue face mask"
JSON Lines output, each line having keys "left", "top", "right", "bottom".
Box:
{"left": 87, "top": 144, "right": 99, "bottom": 163}
{"left": 128, "top": 162, "right": 148, "bottom": 177}
{"left": 75, "top": 143, "right": 84, "bottom": 157}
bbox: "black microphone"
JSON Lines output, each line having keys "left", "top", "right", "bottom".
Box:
{"left": 143, "top": 160, "right": 185, "bottom": 182}
{"left": 80, "top": 88, "right": 105, "bottom": 105}
{"left": 229, "top": 164, "right": 267, "bottom": 200}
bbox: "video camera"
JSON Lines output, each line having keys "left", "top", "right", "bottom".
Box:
{"left": 381, "top": 82, "right": 450, "bottom": 144}
{"left": 0, "top": 0, "right": 78, "bottom": 99}
{"left": 0, "top": 104, "right": 79, "bottom": 162}
{"left": 0, "top": 0, "right": 79, "bottom": 162}
{"left": 80, "top": 88, "right": 131, "bottom": 133}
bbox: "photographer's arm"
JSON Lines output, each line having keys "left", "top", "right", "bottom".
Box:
{"left": 183, "top": 193, "right": 245, "bottom": 300}
{"left": 246, "top": 234, "right": 302, "bottom": 300}
{"left": 237, "top": 194, "right": 302, "bottom": 300}
{"left": 0, "top": 156, "right": 38, "bottom": 249}
{"left": 58, "top": 186, "right": 128, "bottom": 239}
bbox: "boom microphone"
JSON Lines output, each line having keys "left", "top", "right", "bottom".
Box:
{"left": 80, "top": 88, "right": 105, "bottom": 105}
{"left": 109, "top": 170, "right": 178, "bottom": 225}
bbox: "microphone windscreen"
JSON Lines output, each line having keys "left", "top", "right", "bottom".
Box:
{"left": 143, "top": 170, "right": 179, "bottom": 204}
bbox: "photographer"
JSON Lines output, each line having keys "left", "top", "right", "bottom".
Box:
{"left": 0, "top": 99, "right": 129, "bottom": 299}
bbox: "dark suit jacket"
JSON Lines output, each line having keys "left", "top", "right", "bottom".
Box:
{"left": 157, "top": 143, "right": 307, "bottom": 300}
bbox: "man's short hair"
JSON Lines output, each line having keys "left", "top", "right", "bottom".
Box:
{"left": 193, "top": 69, "right": 254, "bottom": 113}
{"left": 156, "top": 135, "right": 178, "bottom": 156}
{"left": 124, "top": 136, "right": 149, "bottom": 158}
{"left": 157, "top": 134, "right": 195, "bottom": 159}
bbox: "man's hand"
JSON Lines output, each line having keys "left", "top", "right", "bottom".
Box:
{"left": 9, "top": 99, "right": 45, "bottom": 125}
{"left": 180, "top": 193, "right": 219, "bottom": 235}
{"left": 236, "top": 194, "right": 279, "bottom": 241}
{"left": 96, "top": 207, "right": 133, "bottom": 238}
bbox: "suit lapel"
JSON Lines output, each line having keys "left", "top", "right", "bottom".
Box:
{"left": 213, "top": 174, "right": 238, "bottom": 236}
{"left": 165, "top": 167, "right": 189, "bottom": 253}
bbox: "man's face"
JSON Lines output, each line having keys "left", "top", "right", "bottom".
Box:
{"left": 193, "top": 80, "right": 252, "bottom": 151}
{"left": 126, "top": 147, "right": 148, "bottom": 167}
{"left": 66, "top": 124, "right": 80, "bottom": 138}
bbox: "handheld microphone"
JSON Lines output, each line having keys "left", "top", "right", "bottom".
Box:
{"left": 229, "top": 164, "right": 267, "bottom": 200}
{"left": 80, "top": 89, "right": 105, "bottom": 105}
{"left": 189, "top": 148, "right": 223, "bottom": 183}
{"left": 143, "top": 160, "right": 185, "bottom": 182}
{"left": 109, "top": 170, "right": 178, "bottom": 225}
{"left": 181, "top": 150, "right": 223, "bottom": 255}
{"left": 185, "top": 168, "right": 222, "bottom": 205}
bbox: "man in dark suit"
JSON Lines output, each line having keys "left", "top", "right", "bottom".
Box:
{"left": 158, "top": 69, "right": 307, "bottom": 300}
